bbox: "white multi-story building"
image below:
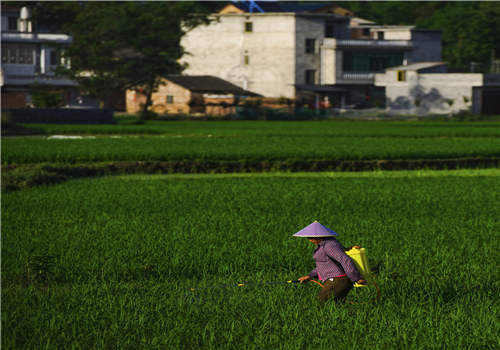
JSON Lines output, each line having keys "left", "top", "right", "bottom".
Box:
{"left": 1, "top": 5, "right": 78, "bottom": 108}
{"left": 180, "top": 2, "right": 442, "bottom": 108}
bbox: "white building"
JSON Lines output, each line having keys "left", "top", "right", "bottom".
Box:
{"left": 375, "top": 62, "right": 500, "bottom": 115}
{"left": 1, "top": 5, "right": 82, "bottom": 108}
{"left": 180, "top": 2, "right": 442, "bottom": 108}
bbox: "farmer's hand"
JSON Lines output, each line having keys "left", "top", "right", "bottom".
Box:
{"left": 298, "top": 276, "right": 311, "bottom": 284}
{"left": 356, "top": 279, "right": 367, "bottom": 285}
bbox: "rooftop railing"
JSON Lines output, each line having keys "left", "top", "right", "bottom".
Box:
{"left": 340, "top": 72, "right": 375, "bottom": 83}
{"left": 335, "top": 39, "right": 413, "bottom": 49}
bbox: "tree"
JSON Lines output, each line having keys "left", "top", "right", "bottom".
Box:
{"left": 32, "top": 2, "right": 212, "bottom": 112}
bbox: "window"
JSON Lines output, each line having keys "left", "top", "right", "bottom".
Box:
{"left": 343, "top": 51, "right": 404, "bottom": 72}
{"left": 305, "top": 39, "right": 316, "bottom": 54}
{"left": 244, "top": 55, "right": 249, "bottom": 65}
{"left": 166, "top": 95, "right": 174, "bottom": 104}
{"left": 244, "top": 22, "right": 253, "bottom": 33}
{"left": 8, "top": 17, "right": 18, "bottom": 31}
{"left": 325, "top": 22, "right": 335, "bottom": 38}
{"left": 362, "top": 28, "right": 370, "bottom": 37}
{"left": 397, "top": 70, "right": 406, "bottom": 82}
{"left": 305, "top": 70, "right": 316, "bottom": 85}
{"left": 50, "top": 50, "right": 60, "bottom": 66}
{"left": 377, "top": 31, "right": 385, "bottom": 40}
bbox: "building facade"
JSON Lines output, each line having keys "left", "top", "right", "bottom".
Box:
{"left": 0, "top": 6, "right": 82, "bottom": 108}
{"left": 180, "top": 2, "right": 442, "bottom": 108}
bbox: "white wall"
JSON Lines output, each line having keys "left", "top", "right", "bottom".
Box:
{"left": 181, "top": 14, "right": 297, "bottom": 98}
{"left": 376, "top": 70, "right": 483, "bottom": 115}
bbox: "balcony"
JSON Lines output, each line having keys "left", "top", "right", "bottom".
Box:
{"left": 2, "top": 32, "right": 72, "bottom": 44}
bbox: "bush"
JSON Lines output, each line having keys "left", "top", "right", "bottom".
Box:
{"left": 29, "top": 84, "right": 64, "bottom": 108}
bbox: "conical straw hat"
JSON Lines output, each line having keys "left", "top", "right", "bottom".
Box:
{"left": 293, "top": 221, "right": 338, "bottom": 237}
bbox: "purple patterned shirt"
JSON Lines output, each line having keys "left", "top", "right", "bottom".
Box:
{"left": 308, "top": 238, "right": 361, "bottom": 282}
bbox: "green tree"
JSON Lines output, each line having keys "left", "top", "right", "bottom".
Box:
{"left": 32, "top": 2, "right": 212, "bottom": 112}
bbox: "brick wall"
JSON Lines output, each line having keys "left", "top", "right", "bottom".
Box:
{"left": 2, "top": 91, "right": 27, "bottom": 108}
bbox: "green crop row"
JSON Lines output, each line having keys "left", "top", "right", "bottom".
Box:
{"left": 16, "top": 120, "right": 500, "bottom": 137}
{"left": 3, "top": 135, "right": 500, "bottom": 164}
{"left": 2, "top": 170, "right": 499, "bottom": 349}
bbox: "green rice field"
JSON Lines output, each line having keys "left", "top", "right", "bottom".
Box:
{"left": 2, "top": 170, "right": 500, "bottom": 349}
{"left": 3, "top": 121, "right": 500, "bottom": 164}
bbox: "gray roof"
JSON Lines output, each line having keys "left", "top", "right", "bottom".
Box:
{"left": 165, "top": 75, "right": 261, "bottom": 96}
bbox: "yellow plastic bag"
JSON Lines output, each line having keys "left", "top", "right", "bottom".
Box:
{"left": 345, "top": 247, "right": 371, "bottom": 288}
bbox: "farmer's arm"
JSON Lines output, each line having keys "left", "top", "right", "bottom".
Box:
{"left": 298, "top": 268, "right": 318, "bottom": 283}
{"left": 324, "top": 241, "right": 363, "bottom": 283}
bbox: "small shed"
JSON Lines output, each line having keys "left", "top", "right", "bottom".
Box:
{"left": 126, "top": 75, "right": 260, "bottom": 115}
{"left": 375, "top": 62, "right": 500, "bottom": 115}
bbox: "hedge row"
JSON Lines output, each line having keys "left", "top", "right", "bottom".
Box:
{"left": 3, "top": 157, "right": 499, "bottom": 192}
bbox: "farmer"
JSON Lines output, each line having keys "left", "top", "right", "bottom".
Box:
{"left": 294, "top": 221, "right": 366, "bottom": 304}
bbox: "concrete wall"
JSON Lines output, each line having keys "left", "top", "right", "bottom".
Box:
{"left": 378, "top": 28, "right": 412, "bottom": 40}
{"left": 295, "top": 16, "right": 323, "bottom": 86}
{"left": 376, "top": 71, "right": 483, "bottom": 115}
{"left": 181, "top": 14, "right": 296, "bottom": 98}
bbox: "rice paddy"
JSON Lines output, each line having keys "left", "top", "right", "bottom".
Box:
{"left": 2, "top": 170, "right": 499, "bottom": 349}
{"left": 2, "top": 120, "right": 500, "bottom": 349}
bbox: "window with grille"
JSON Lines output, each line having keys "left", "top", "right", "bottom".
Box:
{"left": 166, "top": 95, "right": 174, "bottom": 104}
{"left": 2, "top": 44, "right": 35, "bottom": 64}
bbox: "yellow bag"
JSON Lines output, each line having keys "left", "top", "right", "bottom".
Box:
{"left": 345, "top": 247, "right": 371, "bottom": 288}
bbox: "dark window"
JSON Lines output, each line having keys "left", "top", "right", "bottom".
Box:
{"left": 50, "top": 51, "right": 60, "bottom": 66}
{"left": 377, "top": 31, "right": 385, "bottom": 40}
{"left": 397, "top": 70, "right": 406, "bottom": 82}
{"left": 245, "top": 22, "right": 253, "bottom": 33}
{"left": 305, "top": 39, "right": 316, "bottom": 54}
{"left": 343, "top": 51, "right": 404, "bottom": 72}
{"left": 305, "top": 70, "right": 316, "bottom": 84}
{"left": 8, "top": 17, "right": 18, "bottom": 31}
{"left": 166, "top": 95, "right": 174, "bottom": 104}
{"left": 362, "top": 28, "right": 370, "bottom": 36}
{"left": 325, "top": 22, "right": 335, "bottom": 38}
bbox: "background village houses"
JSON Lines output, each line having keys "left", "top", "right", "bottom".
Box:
{"left": 2, "top": 3, "right": 499, "bottom": 116}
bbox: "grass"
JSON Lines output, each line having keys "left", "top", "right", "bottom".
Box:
{"left": 2, "top": 170, "right": 499, "bottom": 349}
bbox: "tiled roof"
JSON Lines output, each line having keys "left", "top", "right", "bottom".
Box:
{"left": 165, "top": 75, "right": 261, "bottom": 96}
